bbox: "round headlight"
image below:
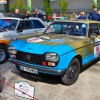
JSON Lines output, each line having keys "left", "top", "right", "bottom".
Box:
{"left": 8, "top": 46, "right": 17, "bottom": 54}
{"left": 46, "top": 52, "right": 59, "bottom": 62}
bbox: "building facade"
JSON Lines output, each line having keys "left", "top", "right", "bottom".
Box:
{"left": 0, "top": 0, "right": 99, "bottom": 13}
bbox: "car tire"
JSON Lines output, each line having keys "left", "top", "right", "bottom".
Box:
{"left": 0, "top": 46, "right": 9, "bottom": 64}
{"left": 61, "top": 58, "right": 80, "bottom": 86}
{"left": 0, "top": 80, "right": 3, "bottom": 93}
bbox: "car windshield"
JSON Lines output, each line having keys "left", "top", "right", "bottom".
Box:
{"left": 44, "top": 22, "right": 88, "bottom": 36}
{"left": 0, "top": 19, "right": 18, "bottom": 30}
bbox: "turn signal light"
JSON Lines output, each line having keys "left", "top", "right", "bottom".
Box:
{"left": 48, "top": 62, "right": 55, "bottom": 66}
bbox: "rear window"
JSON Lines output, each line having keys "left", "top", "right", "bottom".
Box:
{"left": 32, "top": 20, "right": 45, "bottom": 28}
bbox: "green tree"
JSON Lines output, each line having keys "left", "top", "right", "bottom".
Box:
{"left": 58, "top": 0, "right": 68, "bottom": 16}
{"left": 10, "top": 0, "right": 26, "bottom": 13}
{"left": 43, "top": 0, "right": 53, "bottom": 16}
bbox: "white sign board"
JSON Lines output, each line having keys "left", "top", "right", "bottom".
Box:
{"left": 15, "top": 81, "right": 35, "bottom": 99}
{"left": 0, "top": 0, "right": 7, "bottom": 4}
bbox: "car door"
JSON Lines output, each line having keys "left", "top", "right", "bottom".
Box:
{"left": 83, "top": 23, "right": 100, "bottom": 64}
{"left": 15, "top": 20, "right": 37, "bottom": 39}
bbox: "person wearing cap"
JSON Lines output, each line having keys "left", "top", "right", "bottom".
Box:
{"left": 78, "top": 12, "right": 86, "bottom": 20}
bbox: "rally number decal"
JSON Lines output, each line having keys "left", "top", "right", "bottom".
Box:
{"left": 94, "top": 38, "right": 100, "bottom": 57}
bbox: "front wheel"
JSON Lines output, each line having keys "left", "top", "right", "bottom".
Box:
{"left": 61, "top": 58, "right": 80, "bottom": 86}
{"left": 0, "top": 46, "right": 9, "bottom": 64}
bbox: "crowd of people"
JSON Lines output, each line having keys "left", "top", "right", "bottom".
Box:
{"left": 74, "top": 10, "right": 100, "bottom": 21}
{"left": 7, "top": 8, "right": 100, "bottom": 22}
{"left": 8, "top": 8, "right": 44, "bottom": 20}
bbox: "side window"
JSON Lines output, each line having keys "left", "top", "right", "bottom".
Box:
{"left": 17, "top": 21, "right": 33, "bottom": 30}
{"left": 32, "top": 20, "right": 45, "bottom": 28}
{"left": 23, "top": 21, "right": 33, "bottom": 30}
{"left": 89, "top": 23, "right": 99, "bottom": 36}
{"left": 17, "top": 21, "right": 24, "bottom": 30}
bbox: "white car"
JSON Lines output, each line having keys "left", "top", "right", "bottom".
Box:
{"left": 0, "top": 17, "right": 47, "bottom": 63}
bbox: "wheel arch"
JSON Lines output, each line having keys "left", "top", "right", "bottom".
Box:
{"left": 72, "top": 54, "right": 82, "bottom": 67}
{"left": 0, "top": 43, "right": 8, "bottom": 49}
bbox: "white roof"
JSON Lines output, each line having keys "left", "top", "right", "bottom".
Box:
{"left": 0, "top": 17, "right": 43, "bottom": 21}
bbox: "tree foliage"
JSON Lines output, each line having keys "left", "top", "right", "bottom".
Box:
{"left": 10, "top": 0, "right": 26, "bottom": 13}
{"left": 58, "top": 0, "right": 68, "bottom": 15}
{"left": 43, "top": 0, "right": 53, "bottom": 15}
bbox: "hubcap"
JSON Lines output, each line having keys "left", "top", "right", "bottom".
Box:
{"left": 0, "top": 49, "right": 6, "bottom": 62}
{"left": 69, "top": 65, "right": 78, "bottom": 79}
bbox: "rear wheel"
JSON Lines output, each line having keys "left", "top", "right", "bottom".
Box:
{"left": 0, "top": 79, "right": 3, "bottom": 93}
{"left": 61, "top": 58, "right": 80, "bottom": 86}
{"left": 0, "top": 46, "right": 9, "bottom": 64}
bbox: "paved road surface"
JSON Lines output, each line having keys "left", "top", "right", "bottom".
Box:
{"left": 0, "top": 59, "right": 100, "bottom": 100}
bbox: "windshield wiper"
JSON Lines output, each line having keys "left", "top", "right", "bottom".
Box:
{"left": 69, "top": 33, "right": 83, "bottom": 36}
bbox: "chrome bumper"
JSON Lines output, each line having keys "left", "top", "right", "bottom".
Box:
{"left": 9, "top": 59, "right": 65, "bottom": 75}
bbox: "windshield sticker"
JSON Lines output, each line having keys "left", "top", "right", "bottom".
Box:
{"left": 27, "top": 37, "right": 44, "bottom": 43}
{"left": 82, "top": 24, "right": 86, "bottom": 28}
{"left": 48, "top": 39, "right": 65, "bottom": 42}
{"left": 94, "top": 38, "right": 100, "bottom": 57}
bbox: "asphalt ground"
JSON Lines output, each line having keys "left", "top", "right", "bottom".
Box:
{"left": 0, "top": 59, "right": 100, "bottom": 100}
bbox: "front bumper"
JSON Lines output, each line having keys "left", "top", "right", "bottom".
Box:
{"left": 9, "top": 59, "right": 65, "bottom": 75}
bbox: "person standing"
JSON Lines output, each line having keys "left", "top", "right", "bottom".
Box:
{"left": 33, "top": 8, "right": 43, "bottom": 20}
{"left": 78, "top": 12, "right": 86, "bottom": 20}
{"left": 24, "top": 9, "right": 30, "bottom": 18}
{"left": 12, "top": 8, "right": 22, "bottom": 18}
{"left": 74, "top": 12, "right": 80, "bottom": 19}
{"left": 89, "top": 10, "right": 100, "bottom": 21}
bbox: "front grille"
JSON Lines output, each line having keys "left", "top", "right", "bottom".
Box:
{"left": 16, "top": 51, "right": 45, "bottom": 65}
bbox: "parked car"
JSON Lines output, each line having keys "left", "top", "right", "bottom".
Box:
{"left": 0, "top": 17, "right": 46, "bottom": 63}
{"left": 8, "top": 20, "right": 100, "bottom": 85}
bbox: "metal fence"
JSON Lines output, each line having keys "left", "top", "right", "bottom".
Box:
{"left": 52, "top": 9, "right": 92, "bottom": 14}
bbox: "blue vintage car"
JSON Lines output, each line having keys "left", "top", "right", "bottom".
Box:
{"left": 8, "top": 20, "right": 100, "bottom": 85}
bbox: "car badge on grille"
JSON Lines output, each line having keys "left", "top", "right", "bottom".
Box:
{"left": 26, "top": 55, "right": 31, "bottom": 60}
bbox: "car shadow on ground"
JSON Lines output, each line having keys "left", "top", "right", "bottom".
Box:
{"left": 11, "top": 58, "right": 100, "bottom": 85}
{"left": 11, "top": 68, "right": 62, "bottom": 85}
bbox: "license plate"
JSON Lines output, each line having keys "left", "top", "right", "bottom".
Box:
{"left": 20, "top": 65, "right": 38, "bottom": 74}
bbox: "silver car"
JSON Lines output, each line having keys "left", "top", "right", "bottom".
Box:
{"left": 0, "top": 17, "right": 46, "bottom": 64}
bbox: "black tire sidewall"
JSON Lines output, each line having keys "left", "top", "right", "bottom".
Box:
{"left": 61, "top": 58, "right": 80, "bottom": 85}
{"left": 0, "top": 46, "right": 9, "bottom": 64}
{"left": 0, "top": 80, "right": 3, "bottom": 93}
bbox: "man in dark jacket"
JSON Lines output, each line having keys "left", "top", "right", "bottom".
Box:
{"left": 88, "top": 10, "right": 100, "bottom": 21}
{"left": 8, "top": 8, "right": 22, "bottom": 18}
{"left": 78, "top": 12, "right": 86, "bottom": 20}
{"left": 33, "top": 9, "right": 43, "bottom": 20}
{"left": 13, "top": 8, "right": 22, "bottom": 18}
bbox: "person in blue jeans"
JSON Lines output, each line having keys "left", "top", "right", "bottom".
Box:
{"left": 78, "top": 12, "right": 86, "bottom": 20}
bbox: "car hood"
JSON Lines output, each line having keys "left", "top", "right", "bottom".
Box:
{"left": 11, "top": 34, "right": 86, "bottom": 55}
